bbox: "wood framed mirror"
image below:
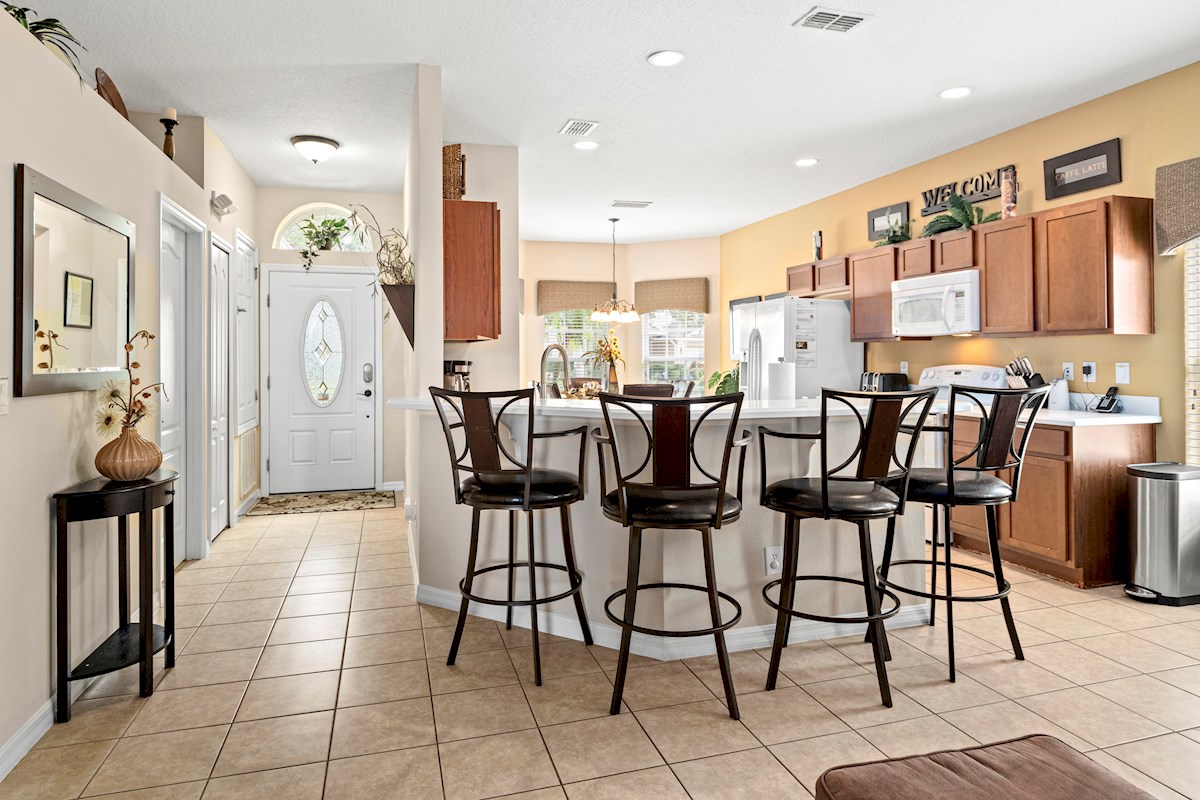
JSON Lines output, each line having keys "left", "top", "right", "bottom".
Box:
{"left": 14, "top": 165, "right": 135, "bottom": 396}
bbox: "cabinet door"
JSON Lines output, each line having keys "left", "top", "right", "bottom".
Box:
{"left": 1005, "top": 455, "right": 1071, "bottom": 562}
{"left": 1036, "top": 200, "right": 1109, "bottom": 333}
{"left": 932, "top": 229, "right": 975, "bottom": 272}
{"left": 849, "top": 247, "right": 896, "bottom": 341}
{"left": 976, "top": 217, "right": 1035, "bottom": 334}
{"left": 815, "top": 257, "right": 849, "bottom": 293}
{"left": 787, "top": 263, "right": 815, "bottom": 295}
{"left": 896, "top": 239, "right": 932, "bottom": 278}
{"left": 443, "top": 200, "right": 500, "bottom": 341}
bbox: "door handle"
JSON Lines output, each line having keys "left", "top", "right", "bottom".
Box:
{"left": 358, "top": 389, "right": 373, "bottom": 398}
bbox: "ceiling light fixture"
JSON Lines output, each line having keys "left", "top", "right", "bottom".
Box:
{"left": 647, "top": 50, "right": 685, "bottom": 67}
{"left": 291, "top": 135, "right": 340, "bottom": 163}
{"left": 794, "top": 157, "right": 819, "bottom": 167}
{"left": 591, "top": 218, "right": 639, "bottom": 324}
{"left": 573, "top": 141, "right": 600, "bottom": 151}
{"left": 938, "top": 86, "right": 973, "bottom": 100}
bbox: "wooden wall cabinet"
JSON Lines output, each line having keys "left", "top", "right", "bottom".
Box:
{"left": 896, "top": 239, "right": 932, "bottom": 279}
{"left": 932, "top": 229, "right": 975, "bottom": 272}
{"left": 848, "top": 246, "right": 896, "bottom": 342}
{"left": 786, "top": 262, "right": 814, "bottom": 295}
{"left": 975, "top": 216, "right": 1035, "bottom": 335}
{"left": 443, "top": 199, "right": 501, "bottom": 341}
{"left": 786, "top": 257, "right": 848, "bottom": 297}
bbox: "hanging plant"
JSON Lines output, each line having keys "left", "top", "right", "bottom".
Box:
{"left": 298, "top": 215, "right": 360, "bottom": 269}
{"left": 3, "top": 4, "right": 86, "bottom": 80}
{"left": 349, "top": 204, "right": 414, "bottom": 285}
{"left": 920, "top": 191, "right": 1001, "bottom": 237}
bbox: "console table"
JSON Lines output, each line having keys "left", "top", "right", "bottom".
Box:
{"left": 53, "top": 469, "right": 178, "bottom": 722}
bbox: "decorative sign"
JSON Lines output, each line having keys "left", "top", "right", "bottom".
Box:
{"left": 920, "top": 164, "right": 1015, "bottom": 216}
{"left": 867, "top": 202, "right": 909, "bottom": 241}
{"left": 1044, "top": 138, "right": 1121, "bottom": 200}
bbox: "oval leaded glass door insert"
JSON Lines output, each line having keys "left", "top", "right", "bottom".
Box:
{"left": 302, "top": 298, "right": 344, "bottom": 407}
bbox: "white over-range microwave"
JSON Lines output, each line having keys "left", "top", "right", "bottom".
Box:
{"left": 891, "top": 269, "right": 981, "bottom": 337}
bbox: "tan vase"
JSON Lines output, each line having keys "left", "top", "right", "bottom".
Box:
{"left": 95, "top": 425, "right": 163, "bottom": 482}
{"left": 608, "top": 362, "right": 620, "bottom": 392}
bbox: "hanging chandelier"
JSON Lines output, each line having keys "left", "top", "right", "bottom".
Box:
{"left": 591, "top": 217, "right": 639, "bottom": 323}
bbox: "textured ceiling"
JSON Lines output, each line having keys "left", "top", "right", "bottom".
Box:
{"left": 33, "top": 0, "right": 1200, "bottom": 242}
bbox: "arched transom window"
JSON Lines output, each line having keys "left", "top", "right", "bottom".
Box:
{"left": 273, "top": 203, "right": 373, "bottom": 252}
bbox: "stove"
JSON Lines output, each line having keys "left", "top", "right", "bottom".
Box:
{"left": 917, "top": 364, "right": 1008, "bottom": 400}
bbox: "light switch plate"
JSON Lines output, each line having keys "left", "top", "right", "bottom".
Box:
{"left": 899, "top": 361, "right": 909, "bottom": 376}
{"left": 0, "top": 377, "right": 9, "bottom": 415}
{"left": 1115, "top": 362, "right": 1131, "bottom": 384}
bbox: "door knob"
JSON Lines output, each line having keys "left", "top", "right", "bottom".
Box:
{"left": 358, "top": 389, "right": 373, "bottom": 398}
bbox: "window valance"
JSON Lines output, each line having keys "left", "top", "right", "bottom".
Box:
{"left": 634, "top": 277, "right": 710, "bottom": 314}
{"left": 536, "top": 280, "right": 616, "bottom": 315}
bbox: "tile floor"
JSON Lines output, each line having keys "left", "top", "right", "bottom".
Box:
{"left": 4, "top": 507, "right": 1200, "bottom": 799}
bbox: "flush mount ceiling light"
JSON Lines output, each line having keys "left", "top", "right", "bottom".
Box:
{"left": 573, "top": 141, "right": 600, "bottom": 151}
{"left": 291, "top": 135, "right": 340, "bottom": 163}
{"left": 938, "top": 86, "right": 973, "bottom": 100}
{"left": 646, "top": 50, "right": 685, "bottom": 67}
{"left": 794, "top": 157, "right": 820, "bottom": 167}
{"left": 592, "top": 218, "right": 639, "bottom": 324}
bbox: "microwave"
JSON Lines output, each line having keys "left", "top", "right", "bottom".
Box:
{"left": 891, "top": 269, "right": 980, "bottom": 337}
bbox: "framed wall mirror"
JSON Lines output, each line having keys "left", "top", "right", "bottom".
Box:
{"left": 14, "top": 165, "right": 135, "bottom": 396}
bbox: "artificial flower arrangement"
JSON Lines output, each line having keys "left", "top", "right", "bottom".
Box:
{"left": 93, "top": 330, "right": 167, "bottom": 481}
{"left": 583, "top": 328, "right": 624, "bottom": 372}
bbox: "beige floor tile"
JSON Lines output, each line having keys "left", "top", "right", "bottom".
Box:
{"left": 1132, "top": 624, "right": 1200, "bottom": 660}
{"left": 254, "top": 638, "right": 344, "bottom": 678}
{"left": 288, "top": 573, "right": 355, "bottom": 595}
{"left": 956, "top": 650, "right": 1074, "bottom": 698}
{"left": 955, "top": 614, "right": 1059, "bottom": 649}
{"left": 80, "top": 661, "right": 165, "bottom": 699}
{"left": 510, "top": 640, "right": 602, "bottom": 684}
{"left": 254, "top": 536, "right": 311, "bottom": 551}
{"left": 419, "top": 604, "right": 462, "bottom": 627}
{"left": 172, "top": 604, "right": 212, "bottom": 628}
{"left": 201, "top": 597, "right": 284, "bottom": 626}
{"left": 433, "top": 684, "right": 537, "bottom": 742}
{"left": 351, "top": 585, "right": 418, "bottom": 611}
{"left": 233, "top": 562, "right": 299, "bottom": 582}
{"left": 342, "top": 629, "right": 425, "bottom": 668}
{"left": 886, "top": 623, "right": 1000, "bottom": 662}
{"left": 156, "top": 648, "right": 261, "bottom": 690}
{"left": 424, "top": 621, "right": 505, "bottom": 658}
{"left": 267, "top": 613, "right": 348, "bottom": 645}
{"left": 605, "top": 661, "right": 713, "bottom": 711}
{"left": 242, "top": 547, "right": 307, "bottom": 565}
{"left": 584, "top": 644, "right": 657, "bottom": 672}
{"left": 347, "top": 605, "right": 423, "bottom": 637}
{"left": 831, "top": 633, "right": 946, "bottom": 668}
{"left": 302, "top": 544, "right": 359, "bottom": 561}
{"left": 35, "top": 695, "right": 144, "bottom": 748}
{"left": 82, "top": 726, "right": 227, "bottom": 796}
{"left": 217, "top": 578, "right": 292, "bottom": 602}
{"left": 634, "top": 699, "right": 758, "bottom": 762}
{"left": 323, "top": 745, "right": 442, "bottom": 800}
{"left": 1074, "top": 633, "right": 1199, "bottom": 674}
{"left": 523, "top": 671, "right": 623, "bottom": 726}
{"left": 352, "top": 567, "right": 414, "bottom": 591}
{"left": 1064, "top": 599, "right": 1174, "bottom": 632}
{"left": 1085, "top": 750, "right": 1190, "bottom": 800}
{"left": 174, "top": 566, "right": 239, "bottom": 586}
{"left": 801, "top": 674, "right": 928, "bottom": 729}
{"left": 885, "top": 663, "right": 1005, "bottom": 713}
{"left": 1011, "top": 579, "right": 1096, "bottom": 606}
{"left": 308, "top": 534, "right": 361, "bottom": 549}
{"left": 938, "top": 699, "right": 1094, "bottom": 752}
{"left": 329, "top": 697, "right": 436, "bottom": 759}
{"left": 174, "top": 584, "right": 227, "bottom": 606}
{"left": 1014, "top": 607, "right": 1119, "bottom": 639}
{"left": 125, "top": 682, "right": 246, "bottom": 735}
{"left": 201, "top": 762, "right": 326, "bottom": 800}
{"left": 1106, "top": 734, "right": 1200, "bottom": 798}
{"left": 355, "top": 554, "right": 411, "bottom": 573}
{"left": 671, "top": 748, "right": 813, "bottom": 800}
{"left": 428, "top": 649, "right": 520, "bottom": 695}
{"left": 1017, "top": 687, "right": 1169, "bottom": 748}
{"left": 684, "top": 650, "right": 792, "bottom": 698}
{"left": 562, "top": 766, "right": 687, "bottom": 800}
{"left": 338, "top": 660, "right": 430, "bottom": 707}
{"left": 983, "top": 588, "right": 1050, "bottom": 612}
{"left": 439, "top": 729, "right": 560, "bottom": 800}
{"left": 857, "top": 714, "right": 978, "bottom": 758}
{"left": 540, "top": 714, "right": 663, "bottom": 784}
{"left": 1155, "top": 664, "right": 1200, "bottom": 696}
{"left": 211, "top": 711, "right": 333, "bottom": 777}
{"left": 1022, "top": 640, "right": 1140, "bottom": 684}
{"left": 236, "top": 671, "right": 340, "bottom": 720}
{"left": 1087, "top": 675, "right": 1200, "bottom": 731}
{"left": 754, "top": 640, "right": 866, "bottom": 685}
{"left": 0, "top": 739, "right": 115, "bottom": 800}
{"left": 80, "top": 781, "right": 207, "bottom": 798}
{"left": 731, "top": 686, "right": 848, "bottom": 746}
{"left": 358, "top": 538, "right": 410, "bottom": 555}
{"left": 770, "top": 731, "right": 886, "bottom": 793}
{"left": 1134, "top": 602, "right": 1200, "bottom": 624}
{"left": 360, "top": 528, "right": 409, "bottom": 544}
{"left": 279, "top": 590, "right": 352, "bottom": 618}
{"left": 181, "top": 620, "right": 273, "bottom": 655}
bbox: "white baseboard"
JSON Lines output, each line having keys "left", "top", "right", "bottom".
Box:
{"left": 234, "top": 490, "right": 261, "bottom": 520}
{"left": 0, "top": 679, "right": 92, "bottom": 783}
{"left": 379, "top": 481, "right": 405, "bottom": 493}
{"left": 415, "top": 584, "right": 930, "bottom": 661}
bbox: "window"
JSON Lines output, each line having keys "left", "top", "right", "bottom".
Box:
{"left": 302, "top": 298, "right": 344, "bottom": 407}
{"left": 273, "top": 203, "right": 372, "bottom": 252}
{"left": 1187, "top": 238, "right": 1200, "bottom": 463}
{"left": 542, "top": 309, "right": 610, "bottom": 385}
{"left": 642, "top": 308, "right": 705, "bottom": 384}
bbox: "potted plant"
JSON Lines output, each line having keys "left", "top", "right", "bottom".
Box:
{"left": 93, "top": 330, "right": 167, "bottom": 482}
{"left": 583, "top": 329, "right": 625, "bottom": 391}
{"left": 298, "top": 215, "right": 357, "bottom": 269}
{"left": 349, "top": 205, "right": 417, "bottom": 346}
{"left": 874, "top": 217, "right": 912, "bottom": 247}
{"left": 3, "top": 3, "right": 85, "bottom": 80}
{"left": 707, "top": 367, "right": 740, "bottom": 395}
{"left": 920, "top": 191, "right": 1000, "bottom": 237}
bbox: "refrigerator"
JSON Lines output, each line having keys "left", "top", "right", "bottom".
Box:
{"left": 730, "top": 296, "right": 864, "bottom": 399}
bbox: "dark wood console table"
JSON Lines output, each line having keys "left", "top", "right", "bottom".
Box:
{"left": 53, "top": 469, "right": 178, "bottom": 722}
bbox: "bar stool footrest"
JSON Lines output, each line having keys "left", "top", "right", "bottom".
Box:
{"left": 763, "top": 575, "right": 901, "bottom": 625}
{"left": 459, "top": 561, "right": 584, "bottom": 607}
{"left": 878, "top": 558, "right": 1011, "bottom": 603}
{"left": 604, "top": 583, "right": 742, "bottom": 637}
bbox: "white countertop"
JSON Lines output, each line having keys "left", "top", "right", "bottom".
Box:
{"left": 956, "top": 407, "right": 1161, "bottom": 427}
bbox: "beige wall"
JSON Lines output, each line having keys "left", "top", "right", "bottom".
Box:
{"left": 720, "top": 61, "right": 1200, "bottom": 462}
{"left": 129, "top": 112, "right": 205, "bottom": 188}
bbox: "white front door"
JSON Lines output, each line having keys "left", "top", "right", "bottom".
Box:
{"left": 268, "top": 270, "right": 376, "bottom": 493}
{"left": 209, "top": 238, "right": 231, "bottom": 537}
{"left": 159, "top": 219, "right": 189, "bottom": 561}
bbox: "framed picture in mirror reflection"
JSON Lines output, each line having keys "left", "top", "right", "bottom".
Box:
{"left": 64, "top": 271, "right": 94, "bottom": 329}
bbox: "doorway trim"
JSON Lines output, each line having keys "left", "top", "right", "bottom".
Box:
{"left": 209, "top": 232, "right": 235, "bottom": 541}
{"left": 231, "top": 230, "right": 261, "bottom": 525}
{"left": 157, "top": 194, "right": 208, "bottom": 562}
{"left": 259, "top": 263, "right": 385, "bottom": 497}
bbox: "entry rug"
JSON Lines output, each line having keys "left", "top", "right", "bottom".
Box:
{"left": 247, "top": 490, "right": 397, "bottom": 516}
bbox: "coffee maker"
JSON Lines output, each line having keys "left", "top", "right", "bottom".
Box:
{"left": 443, "top": 360, "right": 472, "bottom": 392}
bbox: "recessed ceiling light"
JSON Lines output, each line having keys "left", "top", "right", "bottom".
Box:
{"left": 647, "top": 50, "right": 685, "bottom": 67}
{"left": 794, "top": 157, "right": 819, "bottom": 167}
{"left": 573, "top": 141, "right": 600, "bottom": 151}
{"left": 291, "top": 135, "right": 340, "bottom": 163}
{"left": 938, "top": 86, "right": 973, "bottom": 100}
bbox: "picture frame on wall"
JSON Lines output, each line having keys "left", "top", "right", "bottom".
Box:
{"left": 1043, "top": 138, "right": 1121, "bottom": 200}
{"left": 866, "top": 202, "right": 909, "bottom": 241}
{"left": 64, "top": 271, "right": 93, "bottom": 329}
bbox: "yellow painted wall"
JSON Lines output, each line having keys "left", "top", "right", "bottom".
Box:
{"left": 720, "top": 61, "right": 1200, "bottom": 462}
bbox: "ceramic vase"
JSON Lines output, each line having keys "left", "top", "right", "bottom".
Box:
{"left": 607, "top": 362, "right": 620, "bottom": 392}
{"left": 95, "top": 425, "right": 163, "bottom": 482}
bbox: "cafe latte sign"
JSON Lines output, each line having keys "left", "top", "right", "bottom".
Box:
{"left": 920, "top": 164, "right": 1015, "bottom": 216}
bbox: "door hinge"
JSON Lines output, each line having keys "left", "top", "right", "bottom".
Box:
{"left": 254, "top": 389, "right": 259, "bottom": 402}
{"left": 266, "top": 294, "right": 270, "bottom": 308}
{"left": 266, "top": 458, "right": 270, "bottom": 472}
{"left": 266, "top": 376, "right": 270, "bottom": 390}
{"left": 254, "top": 265, "right": 259, "bottom": 279}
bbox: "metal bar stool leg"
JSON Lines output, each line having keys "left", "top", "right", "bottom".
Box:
{"left": 526, "top": 510, "right": 543, "bottom": 686}
{"left": 701, "top": 527, "right": 739, "bottom": 720}
{"left": 942, "top": 504, "right": 956, "bottom": 682}
{"left": 506, "top": 511, "right": 517, "bottom": 631}
{"left": 610, "top": 526, "right": 643, "bottom": 715}
{"left": 988, "top": 504, "right": 1024, "bottom": 660}
{"left": 560, "top": 505, "right": 593, "bottom": 646}
{"left": 866, "top": 516, "right": 895, "bottom": 663}
{"left": 448, "top": 508, "right": 482, "bottom": 666}
{"left": 929, "top": 504, "right": 940, "bottom": 626}
{"left": 859, "top": 520, "right": 893, "bottom": 707}
{"left": 766, "top": 516, "right": 799, "bottom": 691}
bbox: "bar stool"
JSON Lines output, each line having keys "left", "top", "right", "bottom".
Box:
{"left": 621, "top": 384, "right": 675, "bottom": 398}
{"left": 760, "top": 387, "right": 938, "bottom": 707}
{"left": 875, "top": 384, "right": 1050, "bottom": 681}
{"left": 429, "top": 386, "right": 593, "bottom": 686}
{"left": 593, "top": 391, "right": 750, "bottom": 719}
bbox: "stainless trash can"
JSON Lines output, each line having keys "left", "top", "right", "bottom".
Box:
{"left": 1126, "top": 462, "right": 1200, "bottom": 606}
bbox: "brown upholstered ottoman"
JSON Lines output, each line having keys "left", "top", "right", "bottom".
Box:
{"left": 814, "top": 735, "right": 1153, "bottom": 799}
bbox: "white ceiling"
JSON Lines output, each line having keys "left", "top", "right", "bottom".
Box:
{"left": 35, "top": 1, "right": 1200, "bottom": 243}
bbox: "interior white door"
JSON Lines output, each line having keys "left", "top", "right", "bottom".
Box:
{"left": 234, "top": 238, "right": 259, "bottom": 431}
{"left": 159, "top": 220, "right": 189, "bottom": 562}
{"left": 209, "top": 240, "right": 230, "bottom": 537}
{"left": 268, "top": 270, "right": 375, "bottom": 493}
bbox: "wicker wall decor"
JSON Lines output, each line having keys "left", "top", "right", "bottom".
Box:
{"left": 536, "top": 280, "right": 615, "bottom": 315}
{"left": 634, "top": 277, "right": 710, "bottom": 314}
{"left": 1155, "top": 156, "right": 1200, "bottom": 255}
{"left": 443, "top": 143, "right": 465, "bottom": 200}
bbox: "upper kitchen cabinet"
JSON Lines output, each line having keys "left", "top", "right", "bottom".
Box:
{"left": 786, "top": 256, "right": 848, "bottom": 297}
{"left": 444, "top": 199, "right": 501, "bottom": 341}
{"left": 786, "top": 262, "right": 814, "bottom": 295}
{"left": 976, "top": 216, "right": 1035, "bottom": 335}
{"left": 896, "top": 238, "right": 933, "bottom": 279}
{"left": 1035, "top": 196, "right": 1153, "bottom": 335}
{"left": 931, "top": 228, "right": 975, "bottom": 273}
{"left": 848, "top": 246, "right": 896, "bottom": 342}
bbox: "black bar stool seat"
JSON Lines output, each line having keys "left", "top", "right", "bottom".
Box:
{"left": 763, "top": 479, "right": 900, "bottom": 520}
{"left": 463, "top": 469, "right": 581, "bottom": 508}
{"left": 601, "top": 487, "right": 742, "bottom": 527}
{"left": 903, "top": 468, "right": 1012, "bottom": 505}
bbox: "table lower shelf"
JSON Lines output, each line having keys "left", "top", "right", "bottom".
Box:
{"left": 69, "top": 623, "right": 170, "bottom": 681}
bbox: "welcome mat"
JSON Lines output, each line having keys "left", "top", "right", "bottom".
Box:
{"left": 247, "top": 490, "right": 397, "bottom": 516}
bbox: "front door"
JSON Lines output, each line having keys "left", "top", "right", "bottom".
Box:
{"left": 268, "top": 270, "right": 376, "bottom": 493}
{"left": 209, "top": 238, "right": 231, "bottom": 537}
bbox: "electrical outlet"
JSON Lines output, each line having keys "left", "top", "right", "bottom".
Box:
{"left": 1082, "top": 362, "right": 1097, "bottom": 383}
{"left": 1061, "top": 362, "right": 1074, "bottom": 381}
{"left": 0, "top": 377, "right": 8, "bottom": 414}
{"left": 765, "top": 546, "right": 783, "bottom": 576}
{"left": 1115, "top": 362, "right": 1131, "bottom": 385}
{"left": 899, "top": 361, "right": 909, "bottom": 376}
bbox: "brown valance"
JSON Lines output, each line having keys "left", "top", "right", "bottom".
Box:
{"left": 536, "top": 280, "right": 615, "bottom": 315}
{"left": 635, "top": 277, "right": 710, "bottom": 314}
{"left": 1156, "top": 156, "right": 1200, "bottom": 255}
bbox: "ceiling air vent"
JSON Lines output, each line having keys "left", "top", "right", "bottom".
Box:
{"left": 558, "top": 119, "right": 599, "bottom": 137}
{"left": 611, "top": 200, "right": 652, "bottom": 209}
{"left": 793, "top": 6, "right": 869, "bottom": 32}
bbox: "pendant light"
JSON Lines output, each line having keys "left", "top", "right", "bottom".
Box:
{"left": 591, "top": 218, "right": 639, "bottom": 323}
